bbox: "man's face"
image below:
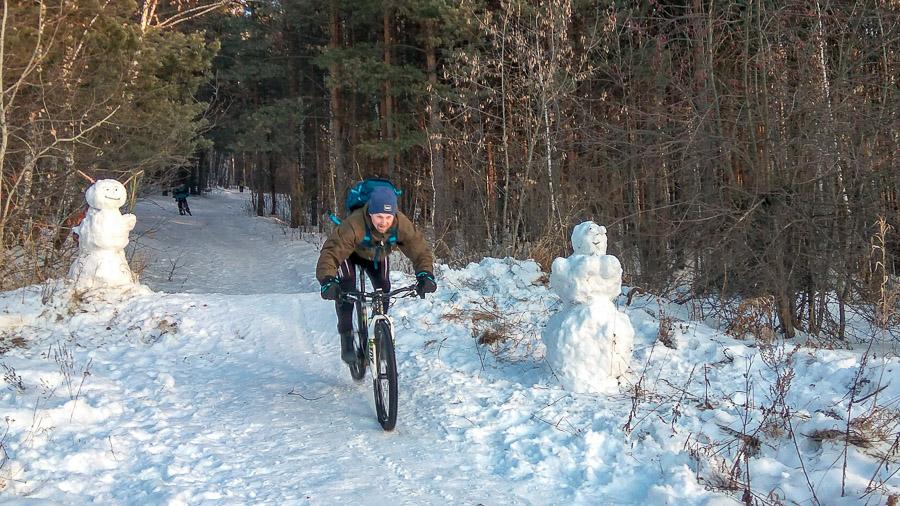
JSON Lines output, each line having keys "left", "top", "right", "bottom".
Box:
{"left": 369, "top": 213, "right": 395, "bottom": 233}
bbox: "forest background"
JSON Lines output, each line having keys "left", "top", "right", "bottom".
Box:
{"left": 2, "top": 0, "right": 899, "bottom": 345}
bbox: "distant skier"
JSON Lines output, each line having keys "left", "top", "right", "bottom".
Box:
{"left": 173, "top": 186, "right": 192, "bottom": 216}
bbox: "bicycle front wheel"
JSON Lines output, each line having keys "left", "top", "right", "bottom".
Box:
{"left": 372, "top": 320, "right": 398, "bottom": 431}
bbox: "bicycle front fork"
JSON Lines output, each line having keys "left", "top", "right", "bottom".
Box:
{"left": 367, "top": 315, "right": 394, "bottom": 370}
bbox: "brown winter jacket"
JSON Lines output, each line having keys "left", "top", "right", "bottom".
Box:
{"left": 315, "top": 203, "right": 434, "bottom": 282}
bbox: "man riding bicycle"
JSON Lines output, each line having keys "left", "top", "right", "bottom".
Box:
{"left": 316, "top": 185, "right": 437, "bottom": 363}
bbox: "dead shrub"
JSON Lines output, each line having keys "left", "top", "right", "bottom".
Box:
{"left": 807, "top": 428, "right": 874, "bottom": 449}
{"left": 849, "top": 406, "right": 899, "bottom": 447}
{"left": 728, "top": 296, "right": 779, "bottom": 343}
{"left": 441, "top": 298, "right": 537, "bottom": 361}
{"left": 0, "top": 336, "right": 27, "bottom": 357}
{"left": 1, "top": 364, "right": 25, "bottom": 393}
{"left": 517, "top": 224, "right": 570, "bottom": 273}
{"left": 657, "top": 311, "right": 676, "bottom": 349}
{"left": 476, "top": 327, "right": 508, "bottom": 346}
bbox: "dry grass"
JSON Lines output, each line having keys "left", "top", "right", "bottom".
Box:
{"left": 657, "top": 311, "right": 676, "bottom": 349}
{"left": 807, "top": 407, "right": 900, "bottom": 449}
{"left": 0, "top": 239, "right": 77, "bottom": 292}
{"left": 727, "top": 295, "right": 778, "bottom": 342}
{"left": 476, "top": 327, "right": 508, "bottom": 346}
{"left": 0, "top": 336, "right": 27, "bottom": 357}
{"left": 444, "top": 306, "right": 514, "bottom": 347}
{"left": 807, "top": 428, "right": 874, "bottom": 449}
{"left": 440, "top": 296, "right": 541, "bottom": 362}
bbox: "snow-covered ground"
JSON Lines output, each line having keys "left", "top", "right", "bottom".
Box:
{"left": 0, "top": 188, "right": 898, "bottom": 505}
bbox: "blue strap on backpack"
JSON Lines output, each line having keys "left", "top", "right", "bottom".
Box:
{"left": 360, "top": 223, "right": 398, "bottom": 267}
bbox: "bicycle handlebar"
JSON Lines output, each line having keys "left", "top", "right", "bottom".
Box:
{"left": 340, "top": 284, "right": 419, "bottom": 303}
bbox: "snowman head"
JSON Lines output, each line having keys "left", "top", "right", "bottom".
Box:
{"left": 572, "top": 222, "right": 607, "bottom": 256}
{"left": 85, "top": 179, "right": 128, "bottom": 210}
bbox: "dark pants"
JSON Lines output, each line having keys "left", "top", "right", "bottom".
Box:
{"left": 335, "top": 252, "right": 390, "bottom": 333}
{"left": 176, "top": 198, "right": 191, "bottom": 215}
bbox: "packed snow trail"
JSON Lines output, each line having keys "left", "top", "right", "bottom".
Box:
{"left": 48, "top": 292, "right": 523, "bottom": 503}
{"left": 130, "top": 192, "right": 321, "bottom": 294}
{"left": 119, "top": 190, "right": 545, "bottom": 503}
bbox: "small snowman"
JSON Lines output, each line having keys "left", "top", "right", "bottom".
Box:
{"left": 67, "top": 179, "right": 140, "bottom": 290}
{"left": 542, "top": 222, "right": 634, "bottom": 394}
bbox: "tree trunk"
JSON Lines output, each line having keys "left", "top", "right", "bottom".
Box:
{"left": 498, "top": 13, "right": 513, "bottom": 252}
{"left": 269, "top": 155, "right": 277, "bottom": 217}
{"left": 382, "top": 2, "right": 395, "bottom": 178}
{"left": 424, "top": 18, "right": 453, "bottom": 257}
{"left": 327, "top": 0, "right": 344, "bottom": 212}
{"left": 255, "top": 151, "right": 265, "bottom": 217}
{"left": 291, "top": 160, "right": 303, "bottom": 228}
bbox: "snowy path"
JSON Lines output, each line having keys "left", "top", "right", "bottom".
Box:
{"left": 120, "top": 191, "right": 540, "bottom": 503}
{"left": 52, "top": 193, "right": 548, "bottom": 504}
{"left": 80, "top": 293, "right": 521, "bottom": 504}
{"left": 130, "top": 192, "right": 320, "bottom": 294}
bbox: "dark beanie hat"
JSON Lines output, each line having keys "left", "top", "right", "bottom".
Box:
{"left": 368, "top": 186, "right": 397, "bottom": 215}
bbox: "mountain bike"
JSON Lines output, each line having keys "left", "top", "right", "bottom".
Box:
{"left": 341, "top": 273, "right": 418, "bottom": 431}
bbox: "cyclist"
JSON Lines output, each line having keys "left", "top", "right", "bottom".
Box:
{"left": 316, "top": 185, "right": 437, "bottom": 363}
{"left": 173, "top": 185, "right": 191, "bottom": 216}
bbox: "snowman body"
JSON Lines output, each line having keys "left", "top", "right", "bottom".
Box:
{"left": 68, "top": 179, "right": 138, "bottom": 290}
{"left": 542, "top": 222, "right": 634, "bottom": 393}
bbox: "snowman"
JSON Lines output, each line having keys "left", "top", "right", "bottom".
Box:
{"left": 67, "top": 179, "right": 140, "bottom": 290}
{"left": 542, "top": 222, "right": 634, "bottom": 394}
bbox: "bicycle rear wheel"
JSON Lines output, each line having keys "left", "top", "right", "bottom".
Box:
{"left": 372, "top": 320, "right": 398, "bottom": 431}
{"left": 348, "top": 300, "right": 367, "bottom": 381}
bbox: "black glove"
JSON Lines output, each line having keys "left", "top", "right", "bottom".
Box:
{"left": 415, "top": 271, "right": 437, "bottom": 298}
{"left": 320, "top": 276, "right": 342, "bottom": 300}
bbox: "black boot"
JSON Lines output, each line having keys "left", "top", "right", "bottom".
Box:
{"left": 340, "top": 331, "right": 357, "bottom": 364}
